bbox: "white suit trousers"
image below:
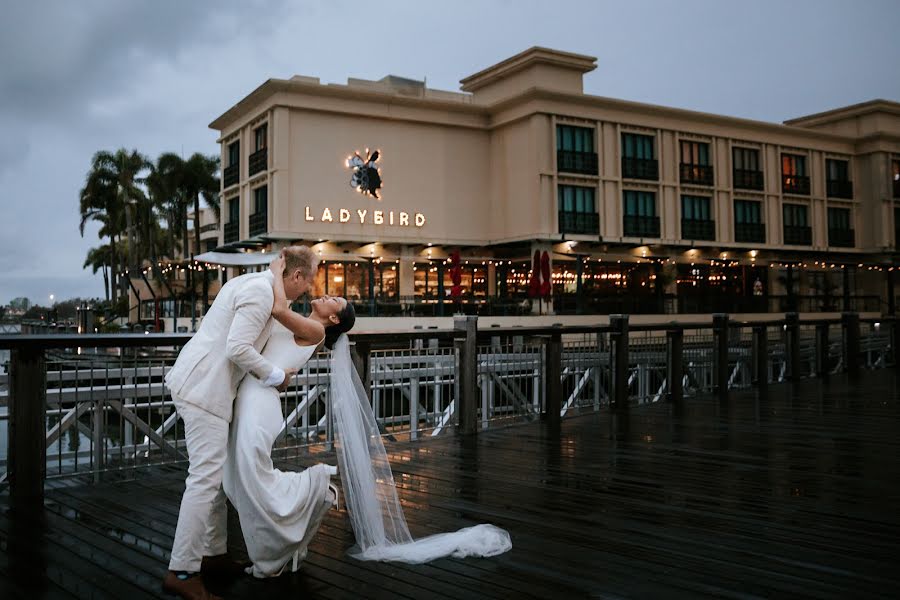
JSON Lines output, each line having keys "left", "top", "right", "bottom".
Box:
{"left": 168, "top": 397, "right": 230, "bottom": 572}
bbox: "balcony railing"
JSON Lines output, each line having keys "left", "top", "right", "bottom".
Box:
{"left": 623, "top": 215, "right": 660, "bottom": 238}
{"left": 782, "top": 175, "right": 811, "bottom": 195}
{"left": 733, "top": 169, "right": 764, "bottom": 191}
{"left": 734, "top": 222, "right": 766, "bottom": 244}
{"left": 223, "top": 163, "right": 239, "bottom": 188}
{"left": 224, "top": 221, "right": 239, "bottom": 244}
{"left": 679, "top": 163, "right": 714, "bottom": 186}
{"left": 622, "top": 157, "right": 658, "bottom": 180}
{"left": 826, "top": 179, "right": 853, "bottom": 199}
{"left": 558, "top": 211, "right": 599, "bottom": 235}
{"left": 557, "top": 150, "right": 598, "bottom": 175}
{"left": 828, "top": 228, "right": 855, "bottom": 248}
{"left": 783, "top": 225, "right": 812, "bottom": 245}
{"left": 199, "top": 223, "right": 218, "bottom": 233}
{"left": 681, "top": 219, "right": 716, "bottom": 241}
{"left": 249, "top": 148, "right": 268, "bottom": 177}
{"left": 249, "top": 211, "right": 268, "bottom": 237}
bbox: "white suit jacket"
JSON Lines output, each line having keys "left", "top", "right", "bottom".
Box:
{"left": 164, "top": 271, "right": 278, "bottom": 422}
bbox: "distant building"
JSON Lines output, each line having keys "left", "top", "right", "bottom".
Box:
{"left": 142, "top": 47, "right": 900, "bottom": 326}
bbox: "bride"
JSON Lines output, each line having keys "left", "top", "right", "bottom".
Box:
{"left": 227, "top": 254, "right": 511, "bottom": 575}
{"left": 223, "top": 255, "right": 355, "bottom": 578}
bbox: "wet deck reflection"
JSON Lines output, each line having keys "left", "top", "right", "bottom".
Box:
{"left": 2, "top": 370, "right": 900, "bottom": 598}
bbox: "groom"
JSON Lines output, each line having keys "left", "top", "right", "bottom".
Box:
{"left": 162, "top": 246, "right": 318, "bottom": 600}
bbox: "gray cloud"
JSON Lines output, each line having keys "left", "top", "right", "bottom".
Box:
{"left": 1, "top": 0, "right": 898, "bottom": 305}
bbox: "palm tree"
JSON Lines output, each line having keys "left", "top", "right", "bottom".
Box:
{"left": 182, "top": 153, "right": 221, "bottom": 258}
{"left": 148, "top": 153, "right": 186, "bottom": 259}
{"left": 79, "top": 149, "right": 151, "bottom": 304}
{"left": 83, "top": 244, "right": 113, "bottom": 301}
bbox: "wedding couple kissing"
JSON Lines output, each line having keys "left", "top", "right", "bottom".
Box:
{"left": 162, "top": 245, "right": 511, "bottom": 600}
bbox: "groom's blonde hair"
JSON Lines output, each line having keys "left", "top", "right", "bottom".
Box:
{"left": 282, "top": 245, "right": 318, "bottom": 282}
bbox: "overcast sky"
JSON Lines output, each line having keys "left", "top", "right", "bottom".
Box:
{"left": 1, "top": 0, "right": 898, "bottom": 305}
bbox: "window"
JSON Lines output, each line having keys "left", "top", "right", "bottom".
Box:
{"left": 228, "top": 141, "right": 240, "bottom": 166}
{"left": 893, "top": 160, "right": 900, "bottom": 199}
{"left": 783, "top": 203, "right": 811, "bottom": 245}
{"left": 681, "top": 195, "right": 714, "bottom": 240}
{"left": 733, "top": 147, "right": 763, "bottom": 190}
{"left": 558, "top": 185, "right": 598, "bottom": 234}
{"left": 224, "top": 197, "right": 239, "bottom": 244}
{"left": 621, "top": 133, "right": 658, "bottom": 180}
{"left": 249, "top": 124, "right": 268, "bottom": 176}
{"left": 249, "top": 186, "right": 268, "bottom": 237}
{"left": 783, "top": 203, "right": 808, "bottom": 227}
{"left": 782, "top": 154, "right": 810, "bottom": 194}
{"left": 557, "top": 125, "right": 594, "bottom": 153}
{"left": 254, "top": 123, "right": 267, "bottom": 151}
{"left": 624, "top": 190, "right": 656, "bottom": 217}
{"left": 623, "top": 190, "right": 659, "bottom": 237}
{"left": 681, "top": 195, "right": 711, "bottom": 221}
{"left": 252, "top": 186, "right": 267, "bottom": 214}
{"left": 557, "top": 125, "right": 598, "bottom": 174}
{"left": 734, "top": 199, "right": 765, "bottom": 243}
{"left": 828, "top": 207, "right": 854, "bottom": 247}
{"left": 224, "top": 140, "right": 240, "bottom": 187}
{"left": 826, "top": 159, "right": 853, "bottom": 198}
{"left": 680, "top": 141, "right": 713, "bottom": 185}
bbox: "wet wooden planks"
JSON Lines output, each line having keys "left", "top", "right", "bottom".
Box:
{"left": 2, "top": 370, "right": 900, "bottom": 598}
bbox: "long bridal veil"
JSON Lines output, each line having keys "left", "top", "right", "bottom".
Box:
{"left": 328, "top": 335, "right": 512, "bottom": 563}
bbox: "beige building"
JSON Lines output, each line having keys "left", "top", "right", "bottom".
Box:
{"left": 145, "top": 47, "right": 900, "bottom": 325}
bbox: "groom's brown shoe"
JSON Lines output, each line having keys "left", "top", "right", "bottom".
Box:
{"left": 201, "top": 553, "right": 252, "bottom": 578}
{"left": 161, "top": 571, "right": 222, "bottom": 600}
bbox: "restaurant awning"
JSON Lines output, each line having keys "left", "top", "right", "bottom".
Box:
{"left": 194, "top": 251, "right": 279, "bottom": 267}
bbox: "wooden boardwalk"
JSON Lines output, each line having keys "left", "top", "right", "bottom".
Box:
{"left": 3, "top": 370, "right": 900, "bottom": 599}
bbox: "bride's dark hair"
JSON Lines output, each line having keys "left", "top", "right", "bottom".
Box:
{"left": 324, "top": 301, "right": 356, "bottom": 350}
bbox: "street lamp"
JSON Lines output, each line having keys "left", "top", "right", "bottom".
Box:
{"left": 49, "top": 293, "right": 55, "bottom": 305}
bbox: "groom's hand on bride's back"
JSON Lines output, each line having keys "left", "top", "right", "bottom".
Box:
{"left": 276, "top": 368, "right": 298, "bottom": 392}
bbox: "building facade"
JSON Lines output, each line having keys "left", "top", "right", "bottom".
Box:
{"left": 192, "top": 47, "right": 900, "bottom": 320}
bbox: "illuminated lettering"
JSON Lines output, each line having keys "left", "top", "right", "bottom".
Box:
{"left": 322, "top": 208, "right": 333, "bottom": 222}
{"left": 305, "top": 206, "right": 314, "bottom": 221}
{"left": 399, "top": 212, "right": 409, "bottom": 226}
{"left": 374, "top": 210, "right": 384, "bottom": 225}
{"left": 415, "top": 213, "right": 426, "bottom": 227}
{"left": 389, "top": 211, "right": 394, "bottom": 225}
{"left": 339, "top": 208, "right": 351, "bottom": 223}
{"left": 357, "top": 209, "right": 367, "bottom": 223}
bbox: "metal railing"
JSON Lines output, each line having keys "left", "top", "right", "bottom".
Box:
{"left": 679, "top": 163, "right": 714, "bottom": 186}
{"left": 782, "top": 174, "right": 811, "bottom": 195}
{"left": 623, "top": 215, "right": 661, "bottom": 238}
{"left": 826, "top": 179, "right": 853, "bottom": 199}
{"left": 223, "top": 163, "right": 239, "bottom": 188}
{"left": 558, "top": 211, "right": 599, "bottom": 235}
{"left": 557, "top": 150, "right": 598, "bottom": 175}
{"left": 248, "top": 147, "right": 268, "bottom": 177}
{"left": 733, "top": 169, "right": 764, "bottom": 190}
{"left": 622, "top": 157, "right": 658, "bottom": 180}
{"left": 2, "top": 312, "right": 897, "bottom": 510}
{"left": 681, "top": 219, "right": 715, "bottom": 241}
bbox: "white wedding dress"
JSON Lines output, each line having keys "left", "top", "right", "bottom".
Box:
{"left": 223, "top": 322, "right": 335, "bottom": 578}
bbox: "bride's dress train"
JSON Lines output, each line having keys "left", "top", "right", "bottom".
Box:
{"left": 330, "top": 335, "right": 512, "bottom": 563}
{"left": 223, "top": 324, "right": 336, "bottom": 578}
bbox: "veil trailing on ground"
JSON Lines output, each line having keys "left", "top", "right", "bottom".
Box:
{"left": 328, "top": 335, "right": 512, "bottom": 563}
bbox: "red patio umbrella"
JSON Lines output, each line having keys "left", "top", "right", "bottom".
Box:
{"left": 449, "top": 250, "right": 462, "bottom": 298}
{"left": 540, "top": 251, "right": 551, "bottom": 299}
